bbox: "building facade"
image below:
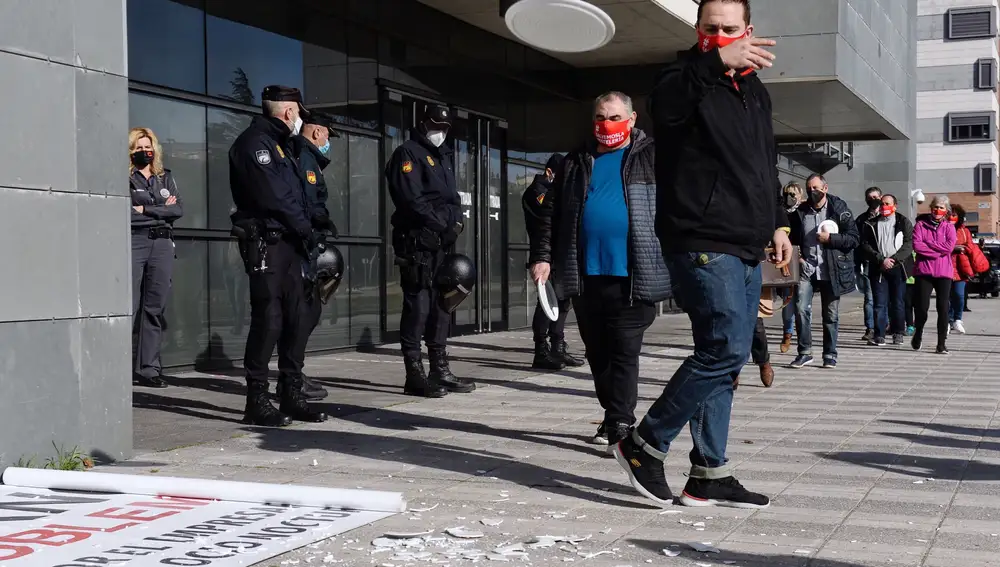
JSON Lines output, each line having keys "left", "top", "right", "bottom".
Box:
{"left": 1, "top": 0, "right": 916, "bottom": 461}
{"left": 916, "top": 0, "right": 1000, "bottom": 234}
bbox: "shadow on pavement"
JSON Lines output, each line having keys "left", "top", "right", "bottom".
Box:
{"left": 816, "top": 451, "right": 1000, "bottom": 481}
{"left": 630, "top": 539, "right": 868, "bottom": 567}
{"left": 881, "top": 419, "right": 1000, "bottom": 438}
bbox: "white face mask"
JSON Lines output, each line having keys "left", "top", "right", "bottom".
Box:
{"left": 426, "top": 130, "right": 447, "bottom": 147}
{"left": 292, "top": 116, "right": 303, "bottom": 135}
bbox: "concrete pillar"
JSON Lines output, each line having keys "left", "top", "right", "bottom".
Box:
{"left": 0, "top": 0, "right": 132, "bottom": 464}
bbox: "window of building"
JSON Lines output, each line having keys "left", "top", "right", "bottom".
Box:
{"left": 128, "top": 92, "right": 208, "bottom": 229}
{"left": 947, "top": 112, "right": 996, "bottom": 143}
{"left": 206, "top": 15, "right": 304, "bottom": 104}
{"left": 127, "top": 0, "right": 206, "bottom": 93}
{"left": 206, "top": 107, "right": 253, "bottom": 230}
{"left": 976, "top": 163, "right": 997, "bottom": 193}
{"left": 947, "top": 6, "right": 997, "bottom": 40}
{"left": 966, "top": 211, "right": 982, "bottom": 223}
{"left": 976, "top": 58, "right": 997, "bottom": 91}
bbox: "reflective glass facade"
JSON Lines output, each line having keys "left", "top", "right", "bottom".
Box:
{"left": 127, "top": 0, "right": 602, "bottom": 368}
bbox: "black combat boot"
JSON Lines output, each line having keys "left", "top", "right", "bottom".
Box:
{"left": 403, "top": 355, "right": 448, "bottom": 398}
{"left": 532, "top": 340, "right": 564, "bottom": 370}
{"left": 277, "top": 375, "right": 328, "bottom": 423}
{"left": 553, "top": 339, "right": 584, "bottom": 367}
{"left": 277, "top": 375, "right": 328, "bottom": 401}
{"left": 428, "top": 349, "right": 476, "bottom": 393}
{"left": 243, "top": 381, "right": 292, "bottom": 427}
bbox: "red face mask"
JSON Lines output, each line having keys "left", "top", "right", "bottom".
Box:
{"left": 881, "top": 204, "right": 896, "bottom": 217}
{"left": 698, "top": 30, "right": 748, "bottom": 53}
{"left": 948, "top": 214, "right": 959, "bottom": 224}
{"left": 594, "top": 119, "right": 631, "bottom": 148}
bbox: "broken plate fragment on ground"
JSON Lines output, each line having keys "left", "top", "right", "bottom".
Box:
{"left": 689, "top": 542, "right": 721, "bottom": 553}
{"left": 445, "top": 527, "right": 486, "bottom": 539}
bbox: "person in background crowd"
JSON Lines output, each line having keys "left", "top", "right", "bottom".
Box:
{"left": 949, "top": 205, "right": 972, "bottom": 335}
{"left": 911, "top": 195, "right": 957, "bottom": 354}
{"left": 130, "top": 127, "right": 184, "bottom": 389}
{"left": 228, "top": 85, "right": 326, "bottom": 427}
{"left": 522, "top": 153, "right": 584, "bottom": 371}
{"left": 855, "top": 186, "right": 882, "bottom": 342}
{"left": 779, "top": 181, "right": 803, "bottom": 353}
{"left": 285, "top": 111, "right": 340, "bottom": 401}
{"left": 385, "top": 104, "right": 475, "bottom": 398}
{"left": 788, "top": 174, "right": 860, "bottom": 369}
{"left": 904, "top": 252, "right": 916, "bottom": 336}
{"left": 859, "top": 194, "right": 913, "bottom": 346}
{"left": 615, "top": 0, "right": 790, "bottom": 509}
{"left": 735, "top": 288, "right": 789, "bottom": 390}
{"left": 530, "top": 91, "right": 669, "bottom": 452}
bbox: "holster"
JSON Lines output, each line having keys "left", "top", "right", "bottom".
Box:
{"left": 231, "top": 219, "right": 269, "bottom": 275}
{"left": 394, "top": 232, "right": 434, "bottom": 289}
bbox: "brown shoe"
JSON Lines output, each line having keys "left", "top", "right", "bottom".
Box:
{"left": 733, "top": 374, "right": 740, "bottom": 392}
{"left": 759, "top": 363, "right": 774, "bottom": 388}
{"left": 779, "top": 333, "right": 792, "bottom": 354}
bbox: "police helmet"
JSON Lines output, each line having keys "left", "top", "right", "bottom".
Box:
{"left": 434, "top": 254, "right": 476, "bottom": 313}
{"left": 315, "top": 243, "right": 345, "bottom": 304}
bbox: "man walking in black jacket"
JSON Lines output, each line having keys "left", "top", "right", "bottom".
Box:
{"left": 613, "top": 0, "right": 790, "bottom": 509}
{"left": 522, "top": 153, "right": 584, "bottom": 371}
{"left": 530, "top": 91, "right": 671, "bottom": 453}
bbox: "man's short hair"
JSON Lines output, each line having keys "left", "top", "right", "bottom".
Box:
{"left": 697, "top": 0, "right": 751, "bottom": 26}
{"left": 883, "top": 194, "right": 898, "bottom": 205}
{"left": 865, "top": 186, "right": 882, "bottom": 197}
{"left": 806, "top": 173, "right": 827, "bottom": 186}
{"left": 593, "top": 91, "right": 633, "bottom": 114}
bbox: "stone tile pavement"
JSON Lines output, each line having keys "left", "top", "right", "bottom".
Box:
{"left": 107, "top": 296, "right": 1000, "bottom": 566}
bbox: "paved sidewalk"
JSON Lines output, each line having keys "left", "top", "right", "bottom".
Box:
{"left": 107, "top": 297, "right": 1000, "bottom": 566}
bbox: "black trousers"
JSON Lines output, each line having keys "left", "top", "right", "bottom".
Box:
{"left": 399, "top": 250, "right": 450, "bottom": 360}
{"left": 132, "top": 234, "right": 174, "bottom": 379}
{"left": 573, "top": 276, "right": 656, "bottom": 426}
{"left": 278, "top": 286, "right": 322, "bottom": 379}
{"left": 531, "top": 298, "right": 571, "bottom": 343}
{"left": 914, "top": 276, "right": 952, "bottom": 349}
{"left": 244, "top": 239, "right": 308, "bottom": 387}
{"left": 750, "top": 317, "right": 769, "bottom": 365}
{"left": 904, "top": 282, "right": 915, "bottom": 327}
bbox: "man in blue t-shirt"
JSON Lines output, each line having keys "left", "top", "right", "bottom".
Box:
{"left": 527, "top": 91, "right": 670, "bottom": 454}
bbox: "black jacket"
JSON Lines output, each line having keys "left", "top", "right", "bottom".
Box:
{"left": 289, "top": 135, "right": 333, "bottom": 229}
{"left": 522, "top": 173, "right": 555, "bottom": 265}
{"left": 651, "top": 47, "right": 787, "bottom": 261}
{"left": 130, "top": 168, "right": 184, "bottom": 228}
{"left": 533, "top": 129, "right": 670, "bottom": 303}
{"left": 789, "top": 194, "right": 860, "bottom": 298}
{"left": 228, "top": 115, "right": 312, "bottom": 241}
{"left": 859, "top": 212, "right": 915, "bottom": 280}
{"left": 854, "top": 208, "right": 880, "bottom": 272}
{"left": 384, "top": 128, "right": 461, "bottom": 234}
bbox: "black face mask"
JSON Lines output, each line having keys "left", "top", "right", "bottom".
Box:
{"left": 866, "top": 197, "right": 881, "bottom": 209}
{"left": 784, "top": 194, "right": 798, "bottom": 208}
{"left": 809, "top": 189, "right": 825, "bottom": 207}
{"left": 131, "top": 150, "right": 154, "bottom": 168}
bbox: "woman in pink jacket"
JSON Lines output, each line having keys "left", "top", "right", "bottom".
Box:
{"left": 911, "top": 195, "right": 957, "bottom": 354}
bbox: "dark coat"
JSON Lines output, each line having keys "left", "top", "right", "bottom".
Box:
{"left": 532, "top": 129, "right": 670, "bottom": 304}
{"left": 859, "top": 212, "right": 915, "bottom": 280}
{"left": 130, "top": 168, "right": 184, "bottom": 228}
{"left": 789, "top": 193, "right": 860, "bottom": 298}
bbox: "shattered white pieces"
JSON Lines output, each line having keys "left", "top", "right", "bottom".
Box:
{"left": 481, "top": 518, "right": 504, "bottom": 527}
{"left": 662, "top": 548, "right": 681, "bottom": 557}
{"left": 793, "top": 549, "right": 813, "bottom": 554}
{"left": 688, "top": 542, "right": 721, "bottom": 554}
{"left": 445, "top": 527, "right": 485, "bottom": 539}
{"left": 383, "top": 530, "right": 434, "bottom": 539}
{"left": 410, "top": 503, "right": 440, "bottom": 512}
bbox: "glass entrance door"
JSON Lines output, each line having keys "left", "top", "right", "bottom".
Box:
{"left": 380, "top": 89, "right": 507, "bottom": 339}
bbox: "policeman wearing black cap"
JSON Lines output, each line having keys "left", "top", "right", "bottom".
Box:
{"left": 228, "top": 84, "right": 327, "bottom": 427}
{"left": 282, "top": 111, "right": 341, "bottom": 401}
{"left": 385, "top": 104, "right": 475, "bottom": 397}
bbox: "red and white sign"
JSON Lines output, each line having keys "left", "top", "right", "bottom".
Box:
{"left": 0, "top": 486, "right": 393, "bottom": 566}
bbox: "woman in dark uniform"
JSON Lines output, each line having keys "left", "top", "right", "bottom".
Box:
{"left": 129, "top": 127, "right": 184, "bottom": 388}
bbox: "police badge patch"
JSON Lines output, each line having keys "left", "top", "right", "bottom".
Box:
{"left": 306, "top": 171, "right": 317, "bottom": 184}
{"left": 536, "top": 193, "right": 545, "bottom": 205}
{"left": 159, "top": 188, "right": 171, "bottom": 198}
{"left": 426, "top": 156, "right": 435, "bottom": 167}
{"left": 402, "top": 161, "right": 413, "bottom": 173}
{"left": 256, "top": 150, "right": 271, "bottom": 165}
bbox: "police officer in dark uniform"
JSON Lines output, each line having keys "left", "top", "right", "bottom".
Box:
{"left": 385, "top": 104, "right": 475, "bottom": 398}
{"left": 228, "top": 85, "right": 327, "bottom": 427}
{"left": 283, "top": 111, "right": 340, "bottom": 401}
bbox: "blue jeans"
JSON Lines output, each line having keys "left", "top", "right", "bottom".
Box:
{"left": 781, "top": 289, "right": 796, "bottom": 335}
{"left": 635, "top": 252, "right": 761, "bottom": 478}
{"left": 857, "top": 272, "right": 874, "bottom": 330}
{"left": 950, "top": 280, "right": 966, "bottom": 323}
{"left": 871, "top": 266, "right": 906, "bottom": 339}
{"left": 796, "top": 276, "right": 840, "bottom": 359}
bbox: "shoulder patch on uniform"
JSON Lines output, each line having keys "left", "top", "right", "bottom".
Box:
{"left": 255, "top": 149, "right": 271, "bottom": 165}
{"left": 536, "top": 193, "right": 545, "bottom": 205}
{"left": 306, "top": 171, "right": 317, "bottom": 185}
{"left": 426, "top": 156, "right": 435, "bottom": 167}
{"left": 402, "top": 161, "right": 413, "bottom": 173}
{"left": 159, "top": 188, "right": 171, "bottom": 198}
{"left": 275, "top": 145, "right": 285, "bottom": 159}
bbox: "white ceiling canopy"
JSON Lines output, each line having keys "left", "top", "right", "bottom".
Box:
{"left": 502, "top": 0, "right": 616, "bottom": 53}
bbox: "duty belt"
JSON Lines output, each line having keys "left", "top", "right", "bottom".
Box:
{"left": 136, "top": 226, "right": 173, "bottom": 240}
